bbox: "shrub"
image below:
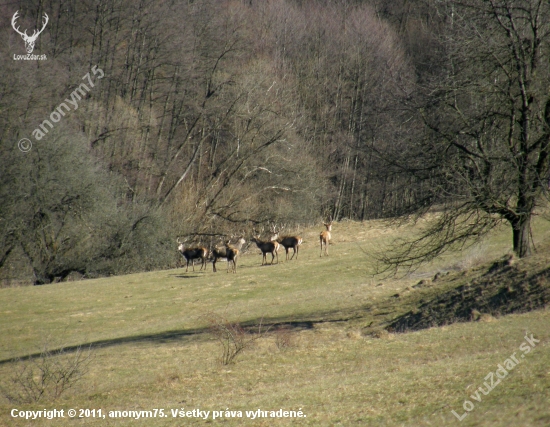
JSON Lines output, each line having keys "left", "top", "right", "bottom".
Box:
{"left": 1, "top": 343, "right": 92, "bottom": 403}
{"left": 205, "top": 313, "right": 269, "bottom": 365}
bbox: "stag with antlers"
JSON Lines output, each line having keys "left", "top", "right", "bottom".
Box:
{"left": 223, "top": 240, "right": 242, "bottom": 274}
{"left": 270, "top": 224, "right": 302, "bottom": 261}
{"left": 12, "top": 11, "right": 49, "bottom": 54}
{"left": 251, "top": 234, "right": 279, "bottom": 266}
{"left": 177, "top": 239, "right": 209, "bottom": 272}
{"left": 211, "top": 237, "right": 246, "bottom": 273}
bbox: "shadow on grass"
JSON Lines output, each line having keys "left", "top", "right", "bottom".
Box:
{"left": 387, "top": 259, "right": 550, "bottom": 333}
{"left": 170, "top": 263, "right": 256, "bottom": 275}
{"left": 6, "top": 256, "right": 549, "bottom": 365}
{"left": 20, "top": 256, "right": 548, "bottom": 364}
{"left": 0, "top": 308, "right": 370, "bottom": 365}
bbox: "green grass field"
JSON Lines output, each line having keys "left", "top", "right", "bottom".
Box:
{"left": 1, "top": 218, "right": 549, "bottom": 426}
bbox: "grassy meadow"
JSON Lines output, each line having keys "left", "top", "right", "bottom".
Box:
{"left": 0, "top": 217, "right": 549, "bottom": 426}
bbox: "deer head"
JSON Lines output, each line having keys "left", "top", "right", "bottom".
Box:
{"left": 12, "top": 11, "right": 49, "bottom": 54}
{"left": 176, "top": 237, "right": 187, "bottom": 252}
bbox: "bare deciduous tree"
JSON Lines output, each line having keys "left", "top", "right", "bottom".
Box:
{"left": 376, "top": 0, "right": 550, "bottom": 272}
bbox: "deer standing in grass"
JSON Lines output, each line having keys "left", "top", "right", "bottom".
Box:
{"left": 224, "top": 240, "right": 241, "bottom": 273}
{"left": 177, "top": 240, "right": 209, "bottom": 272}
{"left": 270, "top": 226, "right": 302, "bottom": 261}
{"left": 211, "top": 238, "right": 245, "bottom": 273}
{"left": 320, "top": 220, "right": 332, "bottom": 257}
{"left": 251, "top": 236, "right": 279, "bottom": 265}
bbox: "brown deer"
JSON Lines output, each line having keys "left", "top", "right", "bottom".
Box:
{"left": 251, "top": 236, "right": 279, "bottom": 265}
{"left": 270, "top": 230, "right": 302, "bottom": 261}
{"left": 224, "top": 240, "right": 241, "bottom": 273}
{"left": 320, "top": 219, "right": 332, "bottom": 257}
{"left": 177, "top": 241, "right": 209, "bottom": 272}
{"left": 212, "top": 238, "right": 245, "bottom": 273}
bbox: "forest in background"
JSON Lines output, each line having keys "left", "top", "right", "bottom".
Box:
{"left": 1, "top": 0, "right": 549, "bottom": 284}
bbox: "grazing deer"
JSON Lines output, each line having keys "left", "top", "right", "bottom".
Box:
{"left": 178, "top": 241, "right": 209, "bottom": 272}
{"left": 212, "top": 238, "right": 245, "bottom": 273}
{"left": 320, "top": 219, "right": 332, "bottom": 257}
{"left": 270, "top": 233, "right": 302, "bottom": 261}
{"left": 251, "top": 236, "right": 279, "bottom": 265}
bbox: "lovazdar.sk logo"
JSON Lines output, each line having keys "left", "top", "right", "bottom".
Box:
{"left": 11, "top": 10, "right": 48, "bottom": 60}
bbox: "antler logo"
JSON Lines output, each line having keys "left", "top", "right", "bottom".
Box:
{"left": 12, "top": 11, "right": 49, "bottom": 54}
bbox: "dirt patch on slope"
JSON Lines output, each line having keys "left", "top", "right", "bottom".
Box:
{"left": 386, "top": 256, "right": 550, "bottom": 333}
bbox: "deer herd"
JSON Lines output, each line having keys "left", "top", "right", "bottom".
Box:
{"left": 177, "top": 220, "right": 333, "bottom": 274}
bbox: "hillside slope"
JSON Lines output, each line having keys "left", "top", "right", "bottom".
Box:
{"left": 0, "top": 219, "right": 549, "bottom": 426}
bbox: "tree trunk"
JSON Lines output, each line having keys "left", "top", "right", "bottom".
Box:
{"left": 511, "top": 216, "right": 532, "bottom": 258}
